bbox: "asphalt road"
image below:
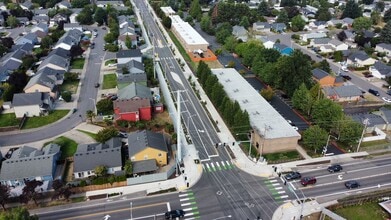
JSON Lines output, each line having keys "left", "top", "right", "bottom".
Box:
{"left": 0, "top": 27, "right": 108, "bottom": 146}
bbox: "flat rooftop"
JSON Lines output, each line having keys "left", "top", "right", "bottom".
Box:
{"left": 211, "top": 68, "right": 301, "bottom": 139}
{"left": 170, "top": 15, "right": 209, "bottom": 46}
{"left": 160, "top": 6, "right": 176, "bottom": 15}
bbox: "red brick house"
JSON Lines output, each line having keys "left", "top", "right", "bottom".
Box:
{"left": 114, "top": 98, "right": 152, "bottom": 122}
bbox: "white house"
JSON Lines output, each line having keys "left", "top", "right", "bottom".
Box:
{"left": 64, "top": 23, "right": 83, "bottom": 32}
{"left": 301, "top": 32, "right": 328, "bottom": 42}
{"left": 376, "top": 43, "right": 391, "bottom": 57}
{"left": 232, "top": 25, "right": 248, "bottom": 42}
{"left": 328, "top": 39, "right": 348, "bottom": 51}
{"left": 369, "top": 61, "right": 391, "bottom": 79}
{"left": 116, "top": 49, "right": 142, "bottom": 64}
{"left": 347, "top": 52, "right": 376, "bottom": 67}
{"left": 319, "top": 45, "right": 334, "bottom": 53}
{"left": 12, "top": 92, "right": 53, "bottom": 118}
{"left": 54, "top": 29, "right": 82, "bottom": 51}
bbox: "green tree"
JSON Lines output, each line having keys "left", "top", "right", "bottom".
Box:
{"left": 215, "top": 28, "right": 232, "bottom": 44}
{"left": 104, "top": 32, "right": 117, "bottom": 43}
{"left": 71, "top": 0, "right": 90, "bottom": 8}
{"left": 124, "top": 160, "right": 133, "bottom": 175}
{"left": 376, "top": 1, "right": 385, "bottom": 12}
{"left": 19, "top": 180, "right": 43, "bottom": 206}
{"left": 239, "top": 16, "right": 250, "bottom": 28}
{"left": 384, "top": 8, "right": 391, "bottom": 23}
{"left": 312, "top": 99, "right": 344, "bottom": 130}
{"left": 316, "top": 7, "right": 331, "bottom": 21}
{"left": 86, "top": 110, "right": 96, "bottom": 123}
{"left": 362, "top": 0, "right": 374, "bottom": 5}
{"left": 352, "top": 17, "right": 372, "bottom": 32}
{"left": 61, "top": 91, "right": 72, "bottom": 102}
{"left": 96, "top": 99, "right": 113, "bottom": 115}
{"left": 189, "top": 0, "right": 202, "bottom": 21}
{"left": 342, "top": 0, "right": 362, "bottom": 19}
{"left": 6, "top": 15, "right": 19, "bottom": 28}
{"left": 371, "top": 11, "right": 382, "bottom": 25}
{"left": 291, "top": 15, "right": 305, "bottom": 32}
{"left": 381, "top": 20, "right": 391, "bottom": 44}
{"left": 224, "top": 36, "right": 238, "bottom": 52}
{"left": 41, "top": 36, "right": 54, "bottom": 50}
{"left": 125, "top": 35, "right": 132, "bottom": 49}
{"left": 333, "top": 51, "right": 343, "bottom": 62}
{"left": 96, "top": 127, "right": 118, "bottom": 143}
{"left": 303, "top": 125, "right": 328, "bottom": 154}
{"left": 258, "top": 0, "right": 270, "bottom": 16}
{"left": 292, "top": 83, "right": 313, "bottom": 115}
{"left": 0, "top": 207, "right": 38, "bottom": 220}
{"left": 200, "top": 15, "right": 213, "bottom": 34}
{"left": 94, "top": 7, "right": 107, "bottom": 26}
{"left": 0, "top": 185, "right": 10, "bottom": 210}
{"left": 338, "top": 116, "right": 363, "bottom": 148}
{"left": 76, "top": 6, "right": 94, "bottom": 25}
{"left": 94, "top": 165, "right": 108, "bottom": 176}
{"left": 276, "top": 10, "right": 289, "bottom": 24}
{"left": 318, "top": 59, "right": 331, "bottom": 73}
{"left": 260, "top": 86, "right": 274, "bottom": 101}
{"left": 162, "top": 16, "right": 172, "bottom": 28}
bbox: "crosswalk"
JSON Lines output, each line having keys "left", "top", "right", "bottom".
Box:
{"left": 179, "top": 190, "right": 200, "bottom": 219}
{"left": 202, "top": 160, "right": 235, "bottom": 172}
{"left": 264, "top": 178, "right": 291, "bottom": 203}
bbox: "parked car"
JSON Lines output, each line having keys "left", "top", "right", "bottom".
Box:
{"left": 368, "top": 89, "right": 380, "bottom": 96}
{"left": 387, "top": 90, "right": 391, "bottom": 96}
{"left": 345, "top": 180, "right": 360, "bottom": 189}
{"left": 285, "top": 172, "right": 301, "bottom": 180}
{"left": 340, "top": 75, "right": 351, "bottom": 80}
{"left": 327, "top": 164, "right": 343, "bottom": 173}
{"left": 95, "top": 83, "right": 100, "bottom": 88}
{"left": 165, "top": 210, "right": 185, "bottom": 219}
{"left": 382, "top": 97, "right": 391, "bottom": 103}
{"left": 301, "top": 177, "right": 317, "bottom": 186}
{"left": 341, "top": 66, "right": 348, "bottom": 72}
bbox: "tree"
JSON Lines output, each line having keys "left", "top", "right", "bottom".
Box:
{"left": 125, "top": 35, "right": 132, "bottom": 49}
{"left": 162, "top": 16, "right": 172, "bottom": 28}
{"left": 41, "top": 36, "right": 53, "bottom": 49}
{"left": 291, "top": 15, "right": 305, "bottom": 32}
{"left": 312, "top": 99, "right": 344, "bottom": 130}
{"left": 6, "top": 15, "right": 19, "bottom": 28}
{"left": 0, "top": 37, "right": 14, "bottom": 49}
{"left": 70, "top": 45, "right": 84, "bottom": 59}
{"left": 96, "top": 99, "right": 113, "bottom": 115}
{"left": 371, "top": 11, "right": 382, "bottom": 25}
{"left": 20, "top": 180, "right": 43, "bottom": 206}
{"left": 96, "top": 127, "right": 118, "bottom": 143}
{"left": 21, "top": 55, "right": 35, "bottom": 70}
{"left": 200, "top": 15, "right": 213, "bottom": 35}
{"left": 76, "top": 6, "right": 94, "bottom": 25}
{"left": 8, "top": 70, "right": 28, "bottom": 92}
{"left": 276, "top": 10, "right": 289, "bottom": 24}
{"left": 362, "top": 0, "right": 374, "bottom": 5}
{"left": 224, "top": 36, "right": 238, "bottom": 52}
{"left": 292, "top": 83, "right": 313, "bottom": 115}
{"left": 337, "top": 116, "right": 363, "bottom": 148}
{"left": 260, "top": 86, "right": 274, "bottom": 101}
{"left": 94, "top": 7, "right": 107, "bottom": 25}
{"left": 333, "top": 51, "right": 343, "bottom": 62}
{"left": 124, "top": 160, "right": 133, "bottom": 175}
{"left": 316, "top": 7, "right": 331, "bottom": 21}
{"left": 215, "top": 28, "right": 231, "bottom": 44}
{"left": 385, "top": 9, "right": 391, "bottom": 23}
{"left": 0, "top": 207, "right": 38, "bottom": 220}
{"left": 280, "top": 0, "right": 297, "bottom": 7}
{"left": 303, "top": 125, "right": 328, "bottom": 154}
{"left": 342, "top": 0, "right": 362, "bottom": 19}
{"left": 381, "top": 20, "right": 391, "bottom": 44}
{"left": 318, "top": 59, "right": 331, "bottom": 73}
{"left": 86, "top": 110, "right": 96, "bottom": 123}
{"left": 189, "top": 0, "right": 202, "bottom": 21}
{"left": 104, "top": 32, "right": 117, "bottom": 43}
{"left": 0, "top": 185, "right": 10, "bottom": 210}
{"left": 71, "top": 0, "right": 90, "bottom": 8}
{"left": 239, "top": 16, "right": 250, "bottom": 28}
{"left": 258, "top": 0, "right": 270, "bottom": 16}
{"left": 352, "top": 17, "right": 372, "bottom": 32}
{"left": 376, "top": 1, "right": 385, "bottom": 12}
{"left": 94, "top": 165, "right": 108, "bottom": 176}
{"left": 51, "top": 179, "right": 72, "bottom": 201}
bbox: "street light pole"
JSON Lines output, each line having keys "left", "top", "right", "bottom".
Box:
{"left": 356, "top": 118, "right": 369, "bottom": 152}
{"left": 89, "top": 98, "right": 97, "bottom": 115}
{"left": 248, "top": 131, "right": 253, "bottom": 157}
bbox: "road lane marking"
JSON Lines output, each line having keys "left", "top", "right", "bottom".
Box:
{"left": 270, "top": 179, "right": 278, "bottom": 183}
{"left": 275, "top": 187, "right": 283, "bottom": 190}
{"left": 167, "top": 202, "right": 171, "bottom": 211}
{"left": 179, "top": 193, "right": 189, "bottom": 197}
{"left": 181, "top": 202, "right": 196, "bottom": 206}
{"left": 210, "top": 162, "right": 216, "bottom": 172}
{"left": 277, "top": 191, "right": 286, "bottom": 194}
{"left": 280, "top": 195, "right": 289, "bottom": 199}
{"left": 215, "top": 161, "right": 221, "bottom": 170}
{"left": 205, "top": 163, "right": 211, "bottom": 172}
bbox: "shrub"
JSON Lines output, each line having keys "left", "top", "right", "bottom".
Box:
{"left": 61, "top": 91, "right": 72, "bottom": 102}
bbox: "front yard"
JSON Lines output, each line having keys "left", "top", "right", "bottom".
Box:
{"left": 327, "top": 202, "right": 388, "bottom": 220}
{"left": 61, "top": 79, "right": 80, "bottom": 94}
{"left": 71, "top": 58, "right": 86, "bottom": 69}
{"left": 43, "top": 136, "right": 78, "bottom": 160}
{"left": 0, "top": 113, "right": 20, "bottom": 127}
{"left": 103, "top": 73, "right": 117, "bottom": 89}
{"left": 22, "top": 110, "right": 69, "bottom": 129}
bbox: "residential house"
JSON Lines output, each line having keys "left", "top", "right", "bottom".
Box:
{"left": 319, "top": 45, "right": 334, "bottom": 53}
{"left": 33, "top": 9, "right": 49, "bottom": 16}
{"left": 118, "top": 23, "right": 137, "bottom": 49}
{"left": 256, "top": 36, "right": 274, "bottom": 49}
{"left": 17, "top": 17, "right": 30, "bottom": 25}
{"left": 0, "top": 49, "right": 25, "bottom": 71}
{"left": 15, "top": 33, "right": 38, "bottom": 45}
{"left": 117, "top": 59, "right": 144, "bottom": 75}
{"left": 96, "top": 0, "right": 124, "bottom": 8}
{"left": 54, "top": 29, "right": 82, "bottom": 51}
{"left": 327, "top": 19, "right": 343, "bottom": 27}
{"left": 376, "top": 43, "right": 391, "bottom": 57}
{"left": 52, "top": 14, "right": 67, "bottom": 25}
{"left": 20, "top": 1, "right": 33, "bottom": 10}
{"left": 56, "top": 0, "right": 71, "bottom": 9}
{"left": 11, "top": 43, "right": 34, "bottom": 54}
{"left": 117, "top": 74, "right": 147, "bottom": 89}
{"left": 0, "top": 144, "right": 61, "bottom": 187}
{"left": 36, "top": 67, "right": 66, "bottom": 85}
{"left": 73, "top": 138, "right": 122, "bottom": 179}
{"left": 64, "top": 23, "right": 83, "bottom": 32}
{"left": 116, "top": 49, "right": 142, "bottom": 64}
{"left": 270, "top": 23, "right": 286, "bottom": 33}
{"left": 118, "top": 15, "right": 133, "bottom": 29}
{"left": 369, "top": 61, "right": 391, "bottom": 79}
{"left": 328, "top": 39, "right": 348, "bottom": 51}
{"left": 114, "top": 98, "right": 151, "bottom": 122}
{"left": 38, "top": 54, "right": 69, "bottom": 72}
{"left": 48, "top": 47, "right": 70, "bottom": 59}
{"left": 309, "top": 21, "right": 327, "bottom": 30}
{"left": 252, "top": 22, "right": 270, "bottom": 32}
{"left": 132, "top": 159, "right": 158, "bottom": 175}
{"left": 117, "top": 82, "right": 151, "bottom": 100}
{"left": 302, "top": 5, "right": 318, "bottom": 17}
{"left": 301, "top": 32, "right": 327, "bottom": 42}
{"left": 24, "top": 72, "right": 57, "bottom": 98}
{"left": 12, "top": 92, "right": 53, "bottom": 117}
{"left": 342, "top": 17, "right": 354, "bottom": 28}
{"left": 273, "top": 43, "right": 293, "bottom": 56}
{"left": 311, "top": 38, "right": 331, "bottom": 47}
{"left": 312, "top": 68, "right": 335, "bottom": 87}
{"left": 0, "top": 66, "right": 10, "bottom": 83}
{"left": 232, "top": 25, "right": 248, "bottom": 42}
{"left": 31, "top": 15, "right": 49, "bottom": 25}
{"left": 127, "top": 130, "right": 168, "bottom": 166}
{"left": 69, "top": 8, "right": 82, "bottom": 24}
{"left": 346, "top": 51, "right": 376, "bottom": 67}
{"left": 379, "top": 107, "right": 391, "bottom": 130}
{"left": 31, "top": 22, "right": 49, "bottom": 34}
{"left": 340, "top": 30, "right": 355, "bottom": 42}
{"left": 351, "top": 113, "right": 388, "bottom": 131}
{"left": 324, "top": 85, "right": 362, "bottom": 102}
{"left": 0, "top": 2, "right": 7, "bottom": 11}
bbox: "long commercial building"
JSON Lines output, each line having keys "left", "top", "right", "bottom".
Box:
{"left": 211, "top": 68, "right": 301, "bottom": 154}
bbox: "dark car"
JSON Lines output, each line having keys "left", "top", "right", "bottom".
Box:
{"left": 341, "top": 75, "right": 351, "bottom": 80}
{"left": 301, "top": 177, "right": 317, "bottom": 186}
{"left": 165, "top": 210, "right": 185, "bottom": 219}
{"left": 368, "top": 89, "right": 380, "bottom": 96}
{"left": 72, "top": 108, "right": 77, "bottom": 114}
{"left": 387, "top": 90, "right": 391, "bottom": 96}
{"left": 285, "top": 172, "right": 301, "bottom": 180}
{"left": 327, "top": 164, "right": 343, "bottom": 173}
{"left": 345, "top": 180, "right": 360, "bottom": 189}
{"left": 95, "top": 83, "right": 100, "bottom": 88}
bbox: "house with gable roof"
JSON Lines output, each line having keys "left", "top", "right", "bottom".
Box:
{"left": 328, "top": 39, "right": 348, "bottom": 51}
{"left": 324, "top": 85, "right": 362, "bottom": 102}
{"left": 38, "top": 54, "right": 69, "bottom": 72}
{"left": 376, "top": 43, "right": 391, "bottom": 57}
{"left": 20, "top": 0, "right": 33, "bottom": 10}
{"left": 73, "top": 138, "right": 122, "bottom": 179}
{"left": 15, "top": 33, "right": 38, "bottom": 45}
{"left": 56, "top": 0, "right": 71, "bottom": 9}
{"left": 24, "top": 72, "right": 58, "bottom": 98}
{"left": 346, "top": 51, "right": 376, "bottom": 67}
{"left": 273, "top": 43, "right": 293, "bottom": 56}
{"left": 369, "top": 61, "right": 391, "bottom": 79}
{"left": 12, "top": 92, "right": 53, "bottom": 118}
{"left": 0, "top": 144, "right": 61, "bottom": 188}
{"left": 53, "top": 29, "right": 82, "bottom": 51}
{"left": 312, "top": 68, "right": 336, "bottom": 87}
{"left": 0, "top": 48, "right": 27, "bottom": 71}
{"left": 270, "top": 23, "right": 286, "bottom": 33}
{"left": 117, "top": 59, "right": 144, "bottom": 75}
{"left": 232, "top": 25, "right": 248, "bottom": 42}
{"left": 116, "top": 49, "right": 143, "bottom": 64}
{"left": 127, "top": 130, "right": 168, "bottom": 166}
{"left": 252, "top": 22, "right": 271, "bottom": 32}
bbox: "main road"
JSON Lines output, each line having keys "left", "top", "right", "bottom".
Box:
{"left": 0, "top": 28, "right": 108, "bottom": 146}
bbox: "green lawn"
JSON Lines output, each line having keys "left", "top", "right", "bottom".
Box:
{"left": 44, "top": 136, "right": 78, "bottom": 160}
{"left": 22, "top": 110, "right": 69, "bottom": 129}
{"left": 103, "top": 73, "right": 117, "bottom": 89}
{"left": 71, "top": 58, "right": 85, "bottom": 69}
{"left": 239, "top": 142, "right": 259, "bottom": 158}
{"left": 0, "top": 113, "right": 20, "bottom": 127}
{"left": 61, "top": 79, "right": 80, "bottom": 94}
{"left": 105, "top": 59, "right": 117, "bottom": 66}
{"left": 77, "top": 129, "right": 97, "bottom": 140}
{"left": 263, "top": 151, "right": 301, "bottom": 162}
{"left": 329, "top": 202, "right": 388, "bottom": 220}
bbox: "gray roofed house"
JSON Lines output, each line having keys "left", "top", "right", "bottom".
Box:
{"left": 342, "top": 17, "right": 354, "bottom": 26}
{"left": 312, "top": 38, "right": 331, "bottom": 46}
{"left": 370, "top": 61, "right": 391, "bottom": 79}
{"left": 351, "top": 113, "right": 387, "bottom": 131}
{"left": 347, "top": 51, "right": 376, "bottom": 67}
{"left": 132, "top": 159, "right": 158, "bottom": 174}
{"left": 21, "top": 1, "right": 33, "bottom": 10}
{"left": 56, "top": 0, "right": 72, "bottom": 8}
{"left": 0, "top": 144, "right": 61, "bottom": 187}
{"left": 117, "top": 59, "right": 144, "bottom": 75}
{"left": 12, "top": 91, "right": 51, "bottom": 107}
{"left": 252, "top": 22, "right": 271, "bottom": 31}
{"left": 17, "top": 17, "right": 29, "bottom": 25}
{"left": 16, "top": 33, "right": 38, "bottom": 45}
{"left": 36, "top": 67, "right": 66, "bottom": 85}
{"left": 232, "top": 25, "right": 248, "bottom": 42}
{"left": 32, "top": 15, "right": 49, "bottom": 24}
{"left": 0, "top": 49, "right": 25, "bottom": 71}
{"left": 34, "top": 8, "right": 49, "bottom": 16}
{"left": 312, "top": 68, "right": 329, "bottom": 80}
{"left": 117, "top": 73, "right": 147, "bottom": 89}
{"left": 363, "top": 30, "right": 375, "bottom": 39}
{"left": 64, "top": 23, "right": 83, "bottom": 32}
{"left": 31, "top": 22, "right": 49, "bottom": 34}
{"left": 325, "top": 85, "right": 362, "bottom": 102}
{"left": 127, "top": 130, "right": 168, "bottom": 166}
{"left": 270, "top": 23, "right": 286, "bottom": 33}
{"left": 343, "top": 30, "right": 355, "bottom": 40}
{"left": 73, "top": 138, "right": 122, "bottom": 179}
{"left": 0, "top": 66, "right": 9, "bottom": 82}
{"left": 54, "top": 29, "right": 82, "bottom": 50}
{"left": 380, "top": 107, "right": 391, "bottom": 124}
{"left": 117, "top": 49, "right": 143, "bottom": 64}
{"left": 48, "top": 47, "right": 70, "bottom": 58}
{"left": 38, "top": 54, "right": 69, "bottom": 71}
{"left": 24, "top": 72, "right": 58, "bottom": 98}
{"left": 11, "top": 43, "right": 34, "bottom": 53}
{"left": 118, "top": 82, "right": 151, "bottom": 100}
{"left": 118, "top": 15, "right": 134, "bottom": 29}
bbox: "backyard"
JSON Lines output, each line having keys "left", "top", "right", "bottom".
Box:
{"left": 43, "top": 136, "right": 78, "bottom": 160}
{"left": 61, "top": 78, "right": 80, "bottom": 94}
{"left": 22, "top": 110, "right": 69, "bottom": 129}
{"left": 71, "top": 58, "right": 85, "bottom": 69}
{"left": 103, "top": 73, "right": 117, "bottom": 89}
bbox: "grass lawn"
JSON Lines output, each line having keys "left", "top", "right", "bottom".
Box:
{"left": 239, "top": 142, "right": 259, "bottom": 158}
{"left": 105, "top": 59, "right": 117, "bottom": 66}
{"left": 61, "top": 79, "right": 80, "bottom": 94}
{"left": 71, "top": 58, "right": 85, "bottom": 69}
{"left": 0, "top": 113, "right": 20, "bottom": 127}
{"left": 263, "top": 151, "right": 301, "bottom": 163}
{"left": 77, "top": 129, "right": 97, "bottom": 140}
{"left": 22, "top": 110, "right": 69, "bottom": 129}
{"left": 329, "top": 202, "right": 388, "bottom": 220}
{"left": 103, "top": 73, "right": 117, "bottom": 89}
{"left": 43, "top": 136, "right": 78, "bottom": 160}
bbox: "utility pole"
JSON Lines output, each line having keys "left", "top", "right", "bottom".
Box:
{"left": 356, "top": 118, "right": 369, "bottom": 152}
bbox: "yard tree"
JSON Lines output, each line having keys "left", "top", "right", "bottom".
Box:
{"left": 70, "top": 45, "right": 84, "bottom": 59}
{"left": 0, "top": 184, "right": 10, "bottom": 210}
{"left": 352, "top": 17, "right": 372, "bottom": 32}
{"left": 0, "top": 207, "right": 38, "bottom": 220}
{"left": 337, "top": 116, "right": 363, "bottom": 148}
{"left": 224, "top": 36, "right": 238, "bottom": 52}
{"left": 376, "top": 1, "right": 385, "bottom": 12}
{"left": 124, "top": 160, "right": 133, "bottom": 175}
{"left": 381, "top": 20, "right": 391, "bottom": 44}
{"left": 276, "top": 10, "right": 289, "bottom": 24}
{"left": 51, "top": 179, "right": 72, "bottom": 201}
{"left": 239, "top": 16, "right": 250, "bottom": 29}
{"left": 71, "top": 0, "right": 90, "bottom": 8}
{"left": 253, "top": 62, "right": 276, "bottom": 85}
{"left": 318, "top": 59, "right": 331, "bottom": 73}
{"left": 189, "top": 0, "right": 201, "bottom": 21}
{"left": 309, "top": 83, "right": 324, "bottom": 101}
{"left": 292, "top": 83, "right": 312, "bottom": 115}
{"left": 94, "top": 165, "right": 108, "bottom": 176}
{"left": 362, "top": 0, "right": 374, "bottom": 5}
{"left": 8, "top": 70, "right": 28, "bottom": 93}
{"left": 20, "top": 180, "right": 43, "bottom": 206}
{"left": 104, "top": 32, "right": 117, "bottom": 44}
{"left": 200, "top": 15, "right": 213, "bottom": 34}
{"left": 371, "top": 11, "right": 382, "bottom": 25}
{"left": 76, "top": 6, "right": 94, "bottom": 25}
{"left": 94, "top": 7, "right": 107, "bottom": 26}
{"left": 256, "top": 48, "right": 281, "bottom": 63}
{"left": 125, "top": 35, "right": 132, "bottom": 49}
{"left": 316, "top": 7, "right": 331, "bottom": 21}
{"left": 258, "top": 0, "right": 270, "bottom": 16}
{"left": 260, "top": 86, "right": 274, "bottom": 101}
{"left": 280, "top": 0, "right": 297, "bottom": 7}
{"left": 333, "top": 51, "right": 344, "bottom": 62}
{"left": 162, "top": 16, "right": 172, "bottom": 28}
{"left": 96, "top": 98, "right": 113, "bottom": 115}
{"left": 6, "top": 15, "right": 18, "bottom": 28}
{"left": 342, "top": 0, "right": 362, "bottom": 19}
{"left": 40, "top": 36, "right": 53, "bottom": 49}
{"left": 284, "top": 6, "right": 300, "bottom": 19}
{"left": 303, "top": 125, "right": 328, "bottom": 154}
{"left": 291, "top": 15, "right": 305, "bottom": 32}
{"left": 312, "top": 98, "right": 344, "bottom": 130}
{"left": 86, "top": 110, "right": 95, "bottom": 123}
{"left": 96, "top": 127, "right": 118, "bottom": 143}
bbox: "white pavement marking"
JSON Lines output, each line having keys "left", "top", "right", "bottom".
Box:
{"left": 205, "top": 163, "right": 211, "bottom": 171}
{"left": 202, "top": 164, "right": 205, "bottom": 170}
{"left": 183, "top": 208, "right": 193, "bottom": 212}
{"left": 167, "top": 202, "right": 171, "bottom": 211}
{"left": 272, "top": 183, "right": 280, "bottom": 186}
{"left": 289, "top": 182, "right": 297, "bottom": 190}
{"left": 220, "top": 161, "right": 226, "bottom": 167}
{"left": 215, "top": 161, "right": 221, "bottom": 169}
{"left": 275, "top": 187, "right": 283, "bottom": 190}
{"left": 270, "top": 179, "right": 278, "bottom": 183}
{"left": 226, "top": 160, "right": 232, "bottom": 166}
{"left": 278, "top": 191, "right": 286, "bottom": 194}
{"left": 280, "top": 195, "right": 289, "bottom": 199}
{"left": 180, "top": 198, "right": 190, "bottom": 202}
{"left": 185, "top": 218, "right": 196, "bottom": 220}
{"left": 181, "top": 203, "right": 192, "bottom": 207}
{"left": 184, "top": 212, "right": 195, "bottom": 217}
{"left": 179, "top": 193, "right": 189, "bottom": 197}
{"left": 210, "top": 162, "right": 216, "bottom": 171}
{"left": 200, "top": 158, "right": 210, "bottom": 162}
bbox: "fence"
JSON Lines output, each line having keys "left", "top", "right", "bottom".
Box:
{"left": 126, "top": 163, "right": 176, "bottom": 186}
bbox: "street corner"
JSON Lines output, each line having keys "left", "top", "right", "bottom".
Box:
{"left": 178, "top": 185, "right": 188, "bottom": 191}
{"left": 282, "top": 202, "right": 294, "bottom": 209}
